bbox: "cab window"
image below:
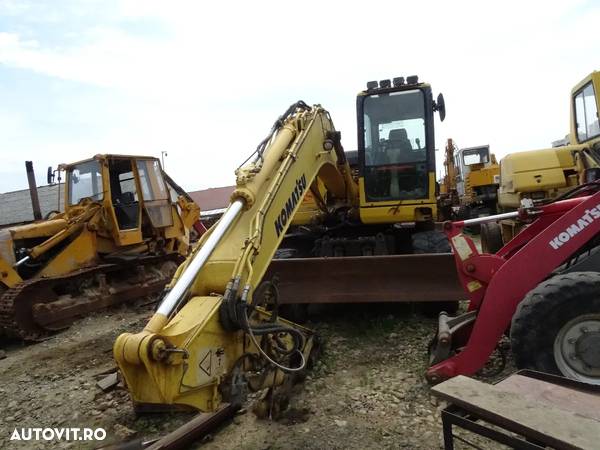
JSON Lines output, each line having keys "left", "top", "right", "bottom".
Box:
{"left": 362, "top": 90, "right": 428, "bottom": 201}
{"left": 575, "top": 82, "right": 600, "bottom": 143}
{"left": 68, "top": 160, "right": 103, "bottom": 205}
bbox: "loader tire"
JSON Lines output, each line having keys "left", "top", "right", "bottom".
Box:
{"left": 480, "top": 222, "right": 503, "bottom": 254}
{"left": 411, "top": 230, "right": 451, "bottom": 254}
{"left": 412, "top": 231, "right": 457, "bottom": 315}
{"left": 511, "top": 272, "right": 600, "bottom": 385}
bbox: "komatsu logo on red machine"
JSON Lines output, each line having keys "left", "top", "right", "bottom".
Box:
{"left": 274, "top": 174, "right": 307, "bottom": 237}
{"left": 549, "top": 205, "right": 600, "bottom": 250}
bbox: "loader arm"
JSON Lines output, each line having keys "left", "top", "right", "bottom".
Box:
{"left": 114, "top": 102, "right": 356, "bottom": 413}
{"left": 427, "top": 186, "right": 600, "bottom": 383}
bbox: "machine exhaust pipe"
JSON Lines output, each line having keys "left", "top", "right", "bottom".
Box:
{"left": 25, "top": 161, "right": 42, "bottom": 221}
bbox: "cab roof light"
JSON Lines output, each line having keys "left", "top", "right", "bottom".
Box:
{"left": 406, "top": 75, "right": 419, "bottom": 85}
{"left": 379, "top": 79, "right": 391, "bottom": 89}
{"left": 393, "top": 77, "right": 405, "bottom": 87}
{"left": 366, "top": 81, "right": 378, "bottom": 90}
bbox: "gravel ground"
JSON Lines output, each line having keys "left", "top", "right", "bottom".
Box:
{"left": 0, "top": 301, "right": 514, "bottom": 449}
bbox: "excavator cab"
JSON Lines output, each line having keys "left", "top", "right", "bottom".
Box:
{"left": 357, "top": 76, "right": 445, "bottom": 225}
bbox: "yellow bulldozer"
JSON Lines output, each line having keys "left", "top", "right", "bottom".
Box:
{"left": 482, "top": 71, "right": 600, "bottom": 251}
{"left": 114, "top": 76, "right": 464, "bottom": 416}
{"left": 0, "top": 154, "right": 200, "bottom": 339}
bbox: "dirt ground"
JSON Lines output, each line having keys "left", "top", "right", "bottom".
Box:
{"left": 0, "top": 300, "right": 514, "bottom": 450}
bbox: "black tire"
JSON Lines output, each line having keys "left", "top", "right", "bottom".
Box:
{"left": 411, "top": 230, "right": 451, "bottom": 254}
{"left": 480, "top": 221, "right": 503, "bottom": 254}
{"left": 511, "top": 272, "right": 600, "bottom": 384}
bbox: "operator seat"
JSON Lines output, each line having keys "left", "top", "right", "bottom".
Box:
{"left": 388, "top": 128, "right": 413, "bottom": 163}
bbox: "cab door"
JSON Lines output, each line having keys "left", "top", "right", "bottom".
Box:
{"left": 107, "top": 158, "right": 143, "bottom": 246}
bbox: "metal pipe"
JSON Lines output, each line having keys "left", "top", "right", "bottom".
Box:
{"left": 460, "top": 211, "right": 519, "bottom": 226}
{"left": 14, "top": 256, "right": 30, "bottom": 268}
{"left": 156, "top": 199, "right": 245, "bottom": 316}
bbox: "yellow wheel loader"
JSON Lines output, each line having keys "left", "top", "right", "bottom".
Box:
{"left": 115, "top": 77, "right": 462, "bottom": 416}
{"left": 482, "top": 71, "right": 600, "bottom": 251}
{"left": 0, "top": 154, "right": 200, "bottom": 339}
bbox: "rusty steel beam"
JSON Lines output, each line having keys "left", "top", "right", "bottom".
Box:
{"left": 265, "top": 253, "right": 464, "bottom": 304}
{"left": 146, "top": 403, "right": 238, "bottom": 450}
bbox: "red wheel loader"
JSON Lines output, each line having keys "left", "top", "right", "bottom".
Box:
{"left": 428, "top": 182, "right": 600, "bottom": 385}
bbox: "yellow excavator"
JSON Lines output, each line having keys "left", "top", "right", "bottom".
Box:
{"left": 114, "top": 76, "right": 456, "bottom": 415}
{"left": 0, "top": 154, "right": 200, "bottom": 339}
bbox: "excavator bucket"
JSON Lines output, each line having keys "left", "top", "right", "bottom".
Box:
{"left": 266, "top": 253, "right": 464, "bottom": 304}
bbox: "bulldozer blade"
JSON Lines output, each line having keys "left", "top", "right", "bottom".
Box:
{"left": 266, "top": 253, "right": 464, "bottom": 304}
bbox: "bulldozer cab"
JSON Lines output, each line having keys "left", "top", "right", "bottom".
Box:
{"left": 64, "top": 154, "right": 173, "bottom": 246}
{"left": 356, "top": 77, "right": 445, "bottom": 224}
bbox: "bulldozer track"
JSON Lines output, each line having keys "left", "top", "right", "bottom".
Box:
{"left": 0, "top": 255, "right": 180, "bottom": 340}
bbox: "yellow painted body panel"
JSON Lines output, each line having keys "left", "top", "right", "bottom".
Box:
{"left": 38, "top": 228, "right": 97, "bottom": 277}
{"left": 8, "top": 219, "right": 68, "bottom": 240}
{"left": 498, "top": 146, "right": 579, "bottom": 209}
{"left": 467, "top": 165, "right": 498, "bottom": 190}
{"left": 358, "top": 172, "right": 437, "bottom": 224}
{"left": 0, "top": 257, "right": 22, "bottom": 289}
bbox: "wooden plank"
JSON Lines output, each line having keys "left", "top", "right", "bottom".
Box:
{"left": 431, "top": 375, "right": 600, "bottom": 450}
{"left": 497, "top": 374, "right": 600, "bottom": 422}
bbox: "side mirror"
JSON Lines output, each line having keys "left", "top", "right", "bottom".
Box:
{"left": 435, "top": 93, "right": 446, "bottom": 122}
{"left": 47, "top": 166, "right": 54, "bottom": 185}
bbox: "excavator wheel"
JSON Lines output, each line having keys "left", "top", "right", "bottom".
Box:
{"left": 412, "top": 231, "right": 458, "bottom": 315}
{"left": 481, "top": 221, "right": 503, "bottom": 254}
{"left": 511, "top": 272, "right": 600, "bottom": 385}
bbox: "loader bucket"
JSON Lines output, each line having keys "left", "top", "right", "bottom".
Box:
{"left": 265, "top": 253, "right": 464, "bottom": 304}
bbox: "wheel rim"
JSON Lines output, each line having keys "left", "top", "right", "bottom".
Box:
{"left": 554, "top": 313, "right": 600, "bottom": 384}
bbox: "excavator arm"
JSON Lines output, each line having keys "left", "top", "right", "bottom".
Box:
{"left": 114, "top": 102, "right": 355, "bottom": 413}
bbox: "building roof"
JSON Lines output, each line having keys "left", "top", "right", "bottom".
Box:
{"left": 0, "top": 183, "right": 234, "bottom": 228}
{"left": 188, "top": 185, "right": 234, "bottom": 213}
{"left": 0, "top": 183, "right": 65, "bottom": 227}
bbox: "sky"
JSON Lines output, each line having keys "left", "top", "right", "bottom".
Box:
{"left": 0, "top": 0, "right": 598, "bottom": 194}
